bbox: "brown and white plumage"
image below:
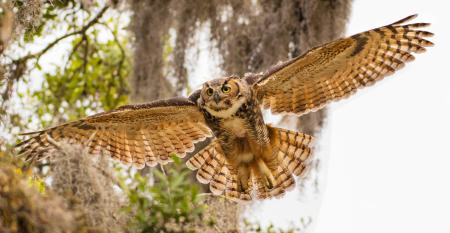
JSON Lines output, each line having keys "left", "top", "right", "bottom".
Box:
{"left": 16, "top": 15, "right": 433, "bottom": 201}
{"left": 252, "top": 14, "right": 433, "bottom": 115}
{"left": 17, "top": 97, "right": 212, "bottom": 168}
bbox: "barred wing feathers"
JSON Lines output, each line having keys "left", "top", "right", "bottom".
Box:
{"left": 253, "top": 14, "right": 434, "bottom": 115}
{"left": 16, "top": 97, "right": 212, "bottom": 168}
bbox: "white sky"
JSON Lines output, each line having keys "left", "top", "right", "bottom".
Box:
{"left": 316, "top": 1, "right": 450, "bottom": 233}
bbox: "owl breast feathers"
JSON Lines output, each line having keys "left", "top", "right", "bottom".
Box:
{"left": 16, "top": 14, "right": 433, "bottom": 201}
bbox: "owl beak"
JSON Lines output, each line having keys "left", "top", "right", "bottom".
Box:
{"left": 214, "top": 93, "right": 221, "bottom": 104}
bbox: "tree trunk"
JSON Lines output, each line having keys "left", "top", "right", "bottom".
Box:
{"left": 129, "top": 0, "right": 174, "bottom": 104}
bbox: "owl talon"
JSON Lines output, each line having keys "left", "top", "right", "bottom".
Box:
{"left": 237, "top": 179, "right": 243, "bottom": 192}
{"left": 238, "top": 174, "right": 250, "bottom": 192}
{"left": 256, "top": 158, "right": 276, "bottom": 189}
{"left": 264, "top": 174, "right": 275, "bottom": 189}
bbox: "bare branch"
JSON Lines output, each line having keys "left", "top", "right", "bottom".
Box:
{"left": 1, "top": 4, "right": 110, "bottom": 102}
{"left": 65, "top": 37, "right": 84, "bottom": 69}
{"left": 16, "top": 5, "right": 109, "bottom": 64}
{"left": 98, "top": 22, "right": 126, "bottom": 80}
{"left": 82, "top": 34, "right": 89, "bottom": 73}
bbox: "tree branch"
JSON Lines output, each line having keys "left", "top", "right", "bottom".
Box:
{"left": 1, "top": 4, "right": 110, "bottom": 106}
{"left": 16, "top": 5, "right": 109, "bottom": 64}
{"left": 82, "top": 34, "right": 89, "bottom": 73}
{"left": 99, "top": 22, "right": 126, "bottom": 78}
{"left": 65, "top": 37, "right": 84, "bottom": 69}
{"left": 99, "top": 22, "right": 128, "bottom": 95}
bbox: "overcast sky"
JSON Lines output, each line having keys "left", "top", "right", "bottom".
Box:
{"left": 316, "top": 1, "right": 450, "bottom": 233}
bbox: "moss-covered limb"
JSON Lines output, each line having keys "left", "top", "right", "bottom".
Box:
{"left": 192, "top": 194, "right": 241, "bottom": 233}
{"left": 0, "top": 151, "right": 78, "bottom": 233}
{"left": 0, "top": 141, "right": 130, "bottom": 233}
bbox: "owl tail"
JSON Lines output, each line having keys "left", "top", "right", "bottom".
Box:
{"left": 186, "top": 127, "right": 314, "bottom": 201}
{"left": 254, "top": 125, "right": 314, "bottom": 199}
{"left": 186, "top": 139, "right": 252, "bottom": 201}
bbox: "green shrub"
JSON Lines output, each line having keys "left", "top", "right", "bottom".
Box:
{"left": 120, "top": 155, "right": 206, "bottom": 233}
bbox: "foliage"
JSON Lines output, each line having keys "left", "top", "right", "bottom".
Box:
{"left": 16, "top": 167, "right": 46, "bottom": 194}
{"left": 242, "top": 217, "right": 312, "bottom": 233}
{"left": 34, "top": 28, "right": 130, "bottom": 127}
{"left": 0, "top": 0, "right": 130, "bottom": 141}
{"left": 0, "top": 142, "right": 129, "bottom": 233}
{"left": 0, "top": 3, "right": 132, "bottom": 231}
{"left": 119, "top": 155, "right": 206, "bottom": 233}
{"left": 0, "top": 149, "right": 78, "bottom": 233}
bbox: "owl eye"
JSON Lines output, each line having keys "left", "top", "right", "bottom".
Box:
{"left": 206, "top": 88, "right": 213, "bottom": 96}
{"left": 222, "top": 86, "right": 231, "bottom": 93}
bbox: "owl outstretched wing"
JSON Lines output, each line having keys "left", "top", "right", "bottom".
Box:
{"left": 251, "top": 14, "right": 433, "bottom": 115}
{"left": 16, "top": 96, "right": 212, "bottom": 168}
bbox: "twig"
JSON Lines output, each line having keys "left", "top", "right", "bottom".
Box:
{"left": 160, "top": 164, "right": 166, "bottom": 175}
{"left": 99, "top": 22, "right": 126, "bottom": 80}
{"left": 1, "top": 3, "right": 111, "bottom": 111}
{"left": 82, "top": 34, "right": 89, "bottom": 73}
{"left": 98, "top": 21, "right": 129, "bottom": 96}
{"left": 14, "top": 5, "right": 110, "bottom": 65}
{"left": 65, "top": 37, "right": 84, "bottom": 69}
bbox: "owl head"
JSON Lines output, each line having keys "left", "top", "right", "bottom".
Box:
{"left": 199, "top": 76, "right": 250, "bottom": 118}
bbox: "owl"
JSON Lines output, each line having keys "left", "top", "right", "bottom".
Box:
{"left": 16, "top": 15, "right": 433, "bottom": 200}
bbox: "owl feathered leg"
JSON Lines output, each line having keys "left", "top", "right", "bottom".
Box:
{"left": 255, "top": 158, "right": 275, "bottom": 189}
{"left": 186, "top": 127, "right": 313, "bottom": 200}
{"left": 252, "top": 125, "right": 314, "bottom": 199}
{"left": 186, "top": 139, "right": 252, "bottom": 201}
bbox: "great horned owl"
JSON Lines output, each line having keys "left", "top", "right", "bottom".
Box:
{"left": 17, "top": 15, "right": 433, "bottom": 200}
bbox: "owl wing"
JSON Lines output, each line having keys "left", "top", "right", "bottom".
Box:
{"left": 16, "top": 96, "right": 213, "bottom": 168}
{"left": 251, "top": 14, "right": 434, "bottom": 115}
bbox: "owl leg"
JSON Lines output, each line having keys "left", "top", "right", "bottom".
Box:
{"left": 256, "top": 158, "right": 275, "bottom": 189}
{"left": 247, "top": 138, "right": 276, "bottom": 189}
{"left": 237, "top": 164, "right": 250, "bottom": 192}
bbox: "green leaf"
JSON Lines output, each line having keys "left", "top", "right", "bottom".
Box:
{"left": 170, "top": 154, "right": 181, "bottom": 165}
{"left": 152, "top": 169, "right": 167, "bottom": 182}
{"left": 43, "top": 12, "right": 57, "bottom": 20}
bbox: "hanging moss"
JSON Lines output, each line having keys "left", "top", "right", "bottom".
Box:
{"left": 50, "top": 142, "right": 130, "bottom": 233}
{"left": 0, "top": 153, "right": 77, "bottom": 233}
